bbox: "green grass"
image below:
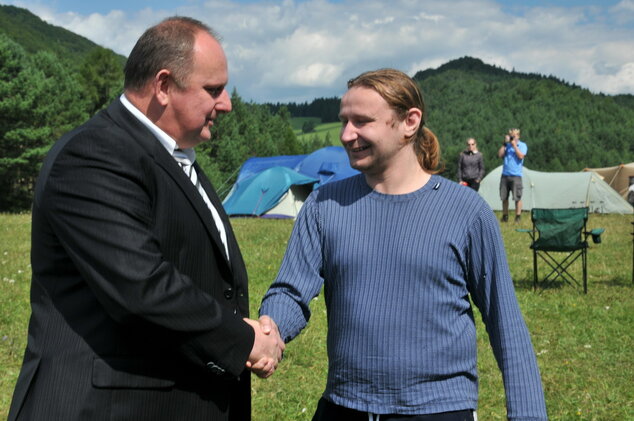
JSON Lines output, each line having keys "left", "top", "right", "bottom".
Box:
{"left": 295, "top": 121, "right": 341, "bottom": 145}
{"left": 1, "top": 212, "right": 633, "bottom": 420}
{"left": 0, "top": 213, "right": 31, "bottom": 417}
{"left": 290, "top": 117, "right": 322, "bottom": 132}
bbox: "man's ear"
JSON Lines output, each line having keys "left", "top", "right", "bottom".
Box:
{"left": 404, "top": 107, "right": 422, "bottom": 137}
{"left": 154, "top": 70, "right": 172, "bottom": 106}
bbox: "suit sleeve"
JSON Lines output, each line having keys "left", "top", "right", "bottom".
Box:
{"left": 36, "top": 128, "right": 254, "bottom": 377}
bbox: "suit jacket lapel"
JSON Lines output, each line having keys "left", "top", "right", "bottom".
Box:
{"left": 195, "top": 164, "right": 244, "bottom": 275}
{"left": 155, "top": 150, "right": 233, "bottom": 272}
{"left": 105, "top": 100, "right": 233, "bottom": 273}
{"left": 196, "top": 165, "right": 250, "bottom": 315}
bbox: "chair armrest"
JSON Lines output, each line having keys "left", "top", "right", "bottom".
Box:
{"left": 516, "top": 228, "right": 534, "bottom": 241}
{"left": 585, "top": 228, "right": 605, "bottom": 244}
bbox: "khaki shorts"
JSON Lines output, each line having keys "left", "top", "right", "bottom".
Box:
{"left": 500, "top": 175, "right": 523, "bottom": 201}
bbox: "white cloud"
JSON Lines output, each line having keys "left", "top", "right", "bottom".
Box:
{"left": 3, "top": 0, "right": 634, "bottom": 102}
{"left": 610, "top": 0, "right": 634, "bottom": 24}
{"left": 55, "top": 9, "right": 155, "bottom": 55}
{"left": 288, "top": 62, "right": 342, "bottom": 86}
{"left": 615, "top": 0, "right": 634, "bottom": 8}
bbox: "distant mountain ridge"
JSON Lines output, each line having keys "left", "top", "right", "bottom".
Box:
{"left": 414, "top": 56, "right": 564, "bottom": 84}
{"left": 0, "top": 5, "right": 124, "bottom": 64}
{"left": 415, "top": 56, "right": 633, "bottom": 108}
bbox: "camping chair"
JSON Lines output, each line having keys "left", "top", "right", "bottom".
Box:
{"left": 517, "top": 208, "right": 605, "bottom": 293}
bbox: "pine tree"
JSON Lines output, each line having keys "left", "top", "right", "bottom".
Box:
{"left": 0, "top": 34, "right": 87, "bottom": 210}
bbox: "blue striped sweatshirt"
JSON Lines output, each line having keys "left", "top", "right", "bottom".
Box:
{"left": 260, "top": 174, "right": 547, "bottom": 420}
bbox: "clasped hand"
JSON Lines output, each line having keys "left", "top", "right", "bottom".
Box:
{"left": 244, "top": 316, "right": 285, "bottom": 378}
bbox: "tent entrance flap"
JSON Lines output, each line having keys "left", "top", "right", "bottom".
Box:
{"left": 263, "top": 184, "right": 314, "bottom": 219}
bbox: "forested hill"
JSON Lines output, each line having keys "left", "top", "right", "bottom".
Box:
{"left": 267, "top": 97, "right": 341, "bottom": 122}
{"left": 0, "top": 5, "right": 122, "bottom": 63}
{"left": 413, "top": 56, "right": 564, "bottom": 84}
{"left": 413, "top": 56, "right": 634, "bottom": 177}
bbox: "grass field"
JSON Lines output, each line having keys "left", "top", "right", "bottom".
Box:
{"left": 290, "top": 117, "right": 322, "bottom": 132}
{"left": 1, "top": 212, "right": 633, "bottom": 420}
{"left": 295, "top": 121, "right": 341, "bottom": 146}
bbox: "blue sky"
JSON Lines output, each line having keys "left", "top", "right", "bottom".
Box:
{"left": 19, "top": 0, "right": 627, "bottom": 17}
{"left": 2, "top": 0, "right": 633, "bottom": 102}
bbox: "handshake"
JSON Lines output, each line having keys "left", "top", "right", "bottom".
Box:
{"left": 244, "top": 316, "right": 285, "bottom": 378}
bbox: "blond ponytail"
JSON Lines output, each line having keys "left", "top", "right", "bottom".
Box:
{"left": 412, "top": 126, "right": 443, "bottom": 174}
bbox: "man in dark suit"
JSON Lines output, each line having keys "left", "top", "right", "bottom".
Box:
{"left": 8, "top": 16, "right": 284, "bottom": 421}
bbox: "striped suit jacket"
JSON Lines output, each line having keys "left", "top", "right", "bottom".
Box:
{"left": 8, "top": 99, "right": 254, "bottom": 421}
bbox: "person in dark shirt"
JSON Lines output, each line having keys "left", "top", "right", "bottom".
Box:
{"left": 457, "top": 137, "right": 485, "bottom": 191}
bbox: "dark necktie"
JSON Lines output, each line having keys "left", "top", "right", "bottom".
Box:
{"left": 173, "top": 149, "right": 229, "bottom": 260}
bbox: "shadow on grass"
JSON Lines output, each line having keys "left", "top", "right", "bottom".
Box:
{"left": 513, "top": 278, "right": 582, "bottom": 294}
{"left": 589, "top": 278, "right": 634, "bottom": 287}
{"left": 512, "top": 278, "right": 534, "bottom": 291}
{"left": 513, "top": 271, "right": 633, "bottom": 292}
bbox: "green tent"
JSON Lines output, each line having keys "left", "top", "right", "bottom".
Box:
{"left": 479, "top": 166, "right": 633, "bottom": 214}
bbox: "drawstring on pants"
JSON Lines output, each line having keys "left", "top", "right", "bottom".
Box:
{"left": 368, "top": 414, "right": 381, "bottom": 421}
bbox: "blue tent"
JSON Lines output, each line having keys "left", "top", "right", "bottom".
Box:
{"left": 223, "top": 167, "right": 317, "bottom": 218}
{"left": 296, "top": 146, "right": 359, "bottom": 187}
{"left": 223, "top": 146, "right": 359, "bottom": 218}
{"left": 234, "top": 154, "right": 307, "bottom": 183}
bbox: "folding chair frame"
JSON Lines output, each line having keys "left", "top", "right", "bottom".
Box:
{"left": 532, "top": 244, "right": 587, "bottom": 293}
{"left": 518, "top": 207, "right": 604, "bottom": 294}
